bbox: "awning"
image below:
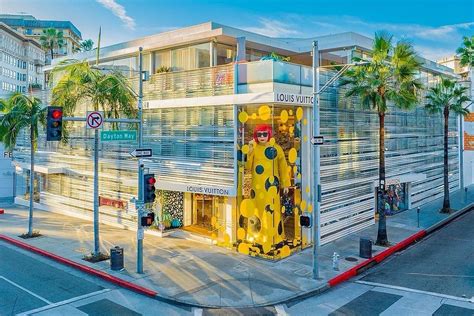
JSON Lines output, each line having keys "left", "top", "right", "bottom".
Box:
{"left": 372, "top": 173, "right": 427, "bottom": 188}
{"left": 12, "top": 161, "right": 66, "bottom": 174}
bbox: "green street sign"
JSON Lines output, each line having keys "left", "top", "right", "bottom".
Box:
{"left": 101, "top": 130, "right": 137, "bottom": 142}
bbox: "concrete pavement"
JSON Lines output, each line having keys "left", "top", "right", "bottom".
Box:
{"left": 0, "top": 186, "right": 473, "bottom": 308}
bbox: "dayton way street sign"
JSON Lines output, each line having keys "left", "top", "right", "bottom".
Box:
{"left": 86, "top": 111, "right": 104, "bottom": 129}
{"left": 101, "top": 130, "right": 137, "bottom": 142}
{"left": 130, "top": 148, "right": 153, "bottom": 158}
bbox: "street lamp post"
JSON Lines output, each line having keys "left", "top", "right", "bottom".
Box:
{"left": 311, "top": 41, "right": 321, "bottom": 279}
{"left": 311, "top": 43, "right": 369, "bottom": 279}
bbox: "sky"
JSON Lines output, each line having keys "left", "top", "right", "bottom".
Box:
{"left": 1, "top": 0, "right": 473, "bottom": 61}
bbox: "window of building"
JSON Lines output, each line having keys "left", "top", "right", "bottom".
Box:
{"left": 216, "top": 44, "right": 235, "bottom": 65}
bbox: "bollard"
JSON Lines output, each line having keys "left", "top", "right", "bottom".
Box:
{"left": 359, "top": 237, "right": 372, "bottom": 259}
{"left": 417, "top": 207, "right": 420, "bottom": 228}
{"left": 332, "top": 252, "right": 340, "bottom": 271}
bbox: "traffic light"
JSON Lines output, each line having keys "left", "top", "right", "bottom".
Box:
{"left": 143, "top": 174, "right": 156, "bottom": 203}
{"left": 300, "top": 215, "right": 311, "bottom": 228}
{"left": 46, "top": 106, "right": 63, "bottom": 141}
{"left": 141, "top": 212, "right": 155, "bottom": 227}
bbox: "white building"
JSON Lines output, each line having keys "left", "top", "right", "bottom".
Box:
{"left": 438, "top": 56, "right": 474, "bottom": 188}
{"left": 0, "top": 22, "right": 45, "bottom": 97}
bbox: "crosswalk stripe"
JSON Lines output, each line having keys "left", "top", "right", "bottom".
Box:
{"left": 356, "top": 280, "right": 474, "bottom": 303}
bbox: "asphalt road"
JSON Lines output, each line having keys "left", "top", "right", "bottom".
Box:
{"left": 285, "top": 209, "right": 474, "bottom": 315}
{"left": 0, "top": 241, "right": 192, "bottom": 316}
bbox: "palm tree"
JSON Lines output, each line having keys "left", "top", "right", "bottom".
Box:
{"left": 341, "top": 32, "right": 422, "bottom": 246}
{"left": 39, "top": 28, "right": 65, "bottom": 61}
{"left": 80, "top": 39, "right": 94, "bottom": 52}
{"left": 425, "top": 78, "right": 470, "bottom": 213}
{"left": 457, "top": 36, "right": 474, "bottom": 68}
{"left": 0, "top": 93, "right": 47, "bottom": 237}
{"left": 51, "top": 60, "right": 137, "bottom": 256}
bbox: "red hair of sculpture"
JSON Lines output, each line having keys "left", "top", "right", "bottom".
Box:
{"left": 253, "top": 124, "right": 272, "bottom": 142}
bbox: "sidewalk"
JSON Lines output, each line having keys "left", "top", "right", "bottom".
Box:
{"left": 1, "top": 187, "right": 473, "bottom": 308}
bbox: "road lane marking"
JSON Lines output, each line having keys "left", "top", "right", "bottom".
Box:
{"left": 275, "top": 304, "right": 288, "bottom": 315}
{"left": 17, "top": 288, "right": 111, "bottom": 315}
{"left": 355, "top": 280, "right": 474, "bottom": 303}
{"left": 0, "top": 276, "right": 52, "bottom": 304}
{"left": 405, "top": 272, "right": 474, "bottom": 278}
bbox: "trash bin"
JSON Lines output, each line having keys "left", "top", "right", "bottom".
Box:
{"left": 359, "top": 237, "right": 372, "bottom": 259}
{"left": 110, "top": 246, "right": 124, "bottom": 271}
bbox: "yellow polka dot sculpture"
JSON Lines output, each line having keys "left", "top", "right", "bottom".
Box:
{"left": 240, "top": 124, "right": 291, "bottom": 252}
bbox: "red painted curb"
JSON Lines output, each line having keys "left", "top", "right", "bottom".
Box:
{"left": 0, "top": 209, "right": 4, "bottom": 214}
{"left": 0, "top": 234, "right": 158, "bottom": 297}
{"left": 328, "top": 229, "right": 427, "bottom": 287}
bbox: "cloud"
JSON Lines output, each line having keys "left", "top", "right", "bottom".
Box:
{"left": 414, "top": 22, "right": 474, "bottom": 39}
{"left": 242, "top": 18, "right": 300, "bottom": 37}
{"left": 96, "top": 0, "right": 135, "bottom": 30}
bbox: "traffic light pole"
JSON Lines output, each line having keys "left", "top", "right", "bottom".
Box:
{"left": 137, "top": 47, "right": 144, "bottom": 274}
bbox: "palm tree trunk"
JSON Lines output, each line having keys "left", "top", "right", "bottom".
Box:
{"left": 50, "top": 48, "right": 54, "bottom": 61}
{"left": 28, "top": 126, "right": 34, "bottom": 236}
{"left": 442, "top": 106, "right": 451, "bottom": 213}
{"left": 376, "top": 112, "right": 389, "bottom": 246}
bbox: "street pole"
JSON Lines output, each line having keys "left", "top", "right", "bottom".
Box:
{"left": 93, "top": 129, "right": 99, "bottom": 255}
{"left": 137, "top": 47, "right": 144, "bottom": 274}
{"left": 93, "top": 27, "right": 102, "bottom": 256}
{"left": 311, "top": 41, "right": 321, "bottom": 279}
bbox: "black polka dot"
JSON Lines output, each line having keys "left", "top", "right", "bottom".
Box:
{"left": 265, "top": 204, "right": 274, "bottom": 214}
{"left": 250, "top": 189, "right": 256, "bottom": 199}
{"left": 255, "top": 165, "right": 264, "bottom": 174}
{"left": 278, "top": 221, "right": 283, "bottom": 235}
{"left": 265, "top": 176, "right": 280, "bottom": 191}
{"left": 237, "top": 150, "right": 243, "bottom": 161}
{"left": 264, "top": 147, "right": 277, "bottom": 160}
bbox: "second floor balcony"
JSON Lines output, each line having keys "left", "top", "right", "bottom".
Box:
{"left": 135, "top": 60, "right": 313, "bottom": 101}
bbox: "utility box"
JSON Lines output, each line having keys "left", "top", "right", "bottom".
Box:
{"left": 110, "top": 246, "right": 124, "bottom": 271}
{"left": 359, "top": 237, "right": 372, "bottom": 259}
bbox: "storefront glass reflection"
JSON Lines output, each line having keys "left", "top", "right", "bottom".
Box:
{"left": 235, "top": 104, "right": 309, "bottom": 259}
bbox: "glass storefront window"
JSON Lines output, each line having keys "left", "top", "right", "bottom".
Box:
{"left": 235, "top": 104, "right": 309, "bottom": 259}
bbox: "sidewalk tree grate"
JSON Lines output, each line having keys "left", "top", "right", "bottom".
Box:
{"left": 345, "top": 257, "right": 358, "bottom": 262}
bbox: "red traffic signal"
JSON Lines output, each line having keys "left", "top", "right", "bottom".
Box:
{"left": 51, "top": 109, "right": 62, "bottom": 120}
{"left": 143, "top": 174, "right": 156, "bottom": 203}
{"left": 47, "top": 106, "right": 63, "bottom": 141}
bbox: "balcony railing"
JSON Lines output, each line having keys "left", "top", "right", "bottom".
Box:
{"left": 237, "top": 60, "right": 313, "bottom": 87}
{"left": 133, "top": 64, "right": 235, "bottom": 101}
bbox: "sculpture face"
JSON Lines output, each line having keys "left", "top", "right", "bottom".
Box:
{"left": 256, "top": 131, "right": 269, "bottom": 144}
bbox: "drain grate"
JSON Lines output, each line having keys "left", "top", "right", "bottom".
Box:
{"left": 345, "top": 256, "right": 358, "bottom": 262}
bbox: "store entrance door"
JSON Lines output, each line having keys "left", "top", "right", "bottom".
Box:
{"left": 194, "top": 194, "right": 213, "bottom": 230}
{"left": 183, "top": 194, "right": 216, "bottom": 236}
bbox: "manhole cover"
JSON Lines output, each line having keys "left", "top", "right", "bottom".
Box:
{"left": 345, "top": 257, "right": 358, "bottom": 262}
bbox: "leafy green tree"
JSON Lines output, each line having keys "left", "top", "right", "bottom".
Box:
{"left": 425, "top": 78, "right": 470, "bottom": 213}
{"left": 0, "top": 93, "right": 47, "bottom": 236}
{"left": 457, "top": 36, "right": 474, "bottom": 68}
{"left": 51, "top": 60, "right": 137, "bottom": 255}
{"left": 39, "top": 28, "right": 65, "bottom": 61}
{"left": 341, "top": 32, "right": 422, "bottom": 246}
{"left": 80, "top": 39, "right": 94, "bottom": 52}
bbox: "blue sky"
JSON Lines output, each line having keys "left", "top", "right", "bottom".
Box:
{"left": 1, "top": 0, "right": 473, "bottom": 61}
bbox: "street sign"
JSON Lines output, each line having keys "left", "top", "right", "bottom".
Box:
{"left": 86, "top": 111, "right": 104, "bottom": 129}
{"left": 311, "top": 136, "right": 324, "bottom": 145}
{"left": 130, "top": 148, "right": 153, "bottom": 158}
{"left": 101, "top": 130, "right": 137, "bottom": 142}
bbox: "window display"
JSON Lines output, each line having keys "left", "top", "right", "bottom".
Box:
{"left": 236, "top": 104, "right": 309, "bottom": 259}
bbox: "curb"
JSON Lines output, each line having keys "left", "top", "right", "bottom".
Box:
{"left": 0, "top": 234, "right": 157, "bottom": 298}
{"left": 327, "top": 203, "right": 473, "bottom": 288}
